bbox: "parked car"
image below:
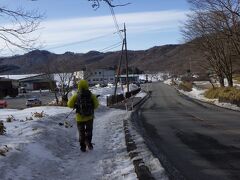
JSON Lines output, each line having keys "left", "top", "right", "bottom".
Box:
{"left": 0, "top": 100, "right": 7, "bottom": 108}
{"left": 26, "top": 97, "right": 42, "bottom": 107}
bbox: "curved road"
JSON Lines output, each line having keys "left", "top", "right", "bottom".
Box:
{"left": 135, "top": 82, "right": 240, "bottom": 180}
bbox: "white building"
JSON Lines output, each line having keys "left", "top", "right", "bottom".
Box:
{"left": 74, "top": 69, "right": 115, "bottom": 85}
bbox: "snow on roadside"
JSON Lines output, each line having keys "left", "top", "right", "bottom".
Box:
{"left": 163, "top": 79, "right": 172, "bottom": 85}
{"left": 134, "top": 91, "right": 147, "bottom": 98}
{"left": 179, "top": 87, "right": 206, "bottom": 100}
{"left": 126, "top": 112, "right": 168, "bottom": 180}
{"left": 124, "top": 84, "right": 139, "bottom": 93}
{"left": 178, "top": 86, "right": 240, "bottom": 112}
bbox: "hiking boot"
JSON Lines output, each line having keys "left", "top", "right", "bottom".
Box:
{"left": 88, "top": 143, "right": 93, "bottom": 150}
{"left": 80, "top": 146, "right": 86, "bottom": 152}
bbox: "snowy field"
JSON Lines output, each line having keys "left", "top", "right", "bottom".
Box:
{"left": 0, "top": 85, "right": 166, "bottom": 180}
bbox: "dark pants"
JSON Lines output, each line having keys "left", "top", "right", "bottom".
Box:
{"left": 77, "top": 119, "right": 93, "bottom": 148}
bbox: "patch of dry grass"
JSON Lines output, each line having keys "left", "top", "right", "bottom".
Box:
{"left": 204, "top": 87, "right": 240, "bottom": 103}
{"left": 178, "top": 81, "right": 193, "bottom": 92}
{"left": 234, "top": 76, "right": 240, "bottom": 83}
{"left": 204, "top": 88, "right": 222, "bottom": 99}
{"left": 219, "top": 87, "right": 240, "bottom": 102}
{"left": 32, "top": 111, "right": 45, "bottom": 118}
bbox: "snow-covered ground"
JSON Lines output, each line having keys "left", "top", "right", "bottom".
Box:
{"left": 0, "top": 85, "right": 166, "bottom": 180}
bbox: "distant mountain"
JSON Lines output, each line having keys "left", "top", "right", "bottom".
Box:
{"left": 0, "top": 43, "right": 234, "bottom": 75}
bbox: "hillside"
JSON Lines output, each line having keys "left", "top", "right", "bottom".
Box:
{"left": 0, "top": 43, "right": 209, "bottom": 75}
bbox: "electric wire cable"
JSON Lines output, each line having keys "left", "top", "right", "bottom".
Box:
{"left": 99, "top": 41, "right": 122, "bottom": 52}
{"left": 47, "top": 32, "right": 117, "bottom": 50}
{"left": 109, "top": 6, "right": 123, "bottom": 40}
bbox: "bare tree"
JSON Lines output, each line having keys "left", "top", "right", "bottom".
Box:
{"left": 55, "top": 72, "right": 74, "bottom": 105}
{"left": 188, "top": 0, "right": 240, "bottom": 54}
{"left": 183, "top": 0, "right": 240, "bottom": 87}
{"left": 42, "top": 61, "right": 60, "bottom": 104}
{"left": 0, "top": 5, "right": 42, "bottom": 53}
{"left": 45, "top": 57, "right": 75, "bottom": 105}
{"left": 88, "top": 0, "right": 130, "bottom": 10}
{"left": 183, "top": 12, "right": 225, "bottom": 86}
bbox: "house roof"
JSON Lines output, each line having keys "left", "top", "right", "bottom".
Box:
{"left": 0, "top": 74, "right": 41, "bottom": 80}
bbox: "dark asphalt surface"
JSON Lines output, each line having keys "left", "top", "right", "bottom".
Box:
{"left": 135, "top": 82, "right": 240, "bottom": 180}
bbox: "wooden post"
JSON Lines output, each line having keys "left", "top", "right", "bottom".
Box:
{"left": 124, "top": 23, "right": 129, "bottom": 93}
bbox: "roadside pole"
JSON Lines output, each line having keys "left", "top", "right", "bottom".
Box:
{"left": 123, "top": 23, "right": 129, "bottom": 93}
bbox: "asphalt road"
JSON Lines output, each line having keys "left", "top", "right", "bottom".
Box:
{"left": 135, "top": 82, "right": 240, "bottom": 180}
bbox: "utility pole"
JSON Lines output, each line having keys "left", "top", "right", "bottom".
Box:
{"left": 123, "top": 23, "right": 129, "bottom": 93}
{"left": 114, "top": 23, "right": 129, "bottom": 99}
{"left": 114, "top": 42, "right": 124, "bottom": 99}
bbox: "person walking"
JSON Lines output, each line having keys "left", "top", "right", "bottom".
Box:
{"left": 67, "top": 80, "right": 99, "bottom": 152}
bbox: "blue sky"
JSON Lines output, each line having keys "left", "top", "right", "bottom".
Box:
{"left": 0, "top": 0, "right": 190, "bottom": 55}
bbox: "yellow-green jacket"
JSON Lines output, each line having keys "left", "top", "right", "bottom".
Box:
{"left": 67, "top": 80, "right": 99, "bottom": 123}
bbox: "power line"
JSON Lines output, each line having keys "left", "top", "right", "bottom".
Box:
{"left": 102, "top": 43, "right": 122, "bottom": 52}
{"left": 99, "top": 41, "right": 122, "bottom": 52}
{"left": 109, "top": 6, "right": 123, "bottom": 40}
{"left": 47, "top": 32, "right": 116, "bottom": 50}
{"left": 102, "top": 44, "right": 122, "bottom": 53}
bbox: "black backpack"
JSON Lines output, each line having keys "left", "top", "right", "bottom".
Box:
{"left": 75, "top": 89, "right": 94, "bottom": 116}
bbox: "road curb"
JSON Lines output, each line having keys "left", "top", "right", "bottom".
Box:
{"left": 123, "top": 117, "right": 155, "bottom": 180}
{"left": 123, "top": 91, "right": 155, "bottom": 180}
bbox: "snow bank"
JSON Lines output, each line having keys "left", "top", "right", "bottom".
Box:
{"left": 123, "top": 83, "right": 139, "bottom": 94}
{"left": 126, "top": 113, "right": 168, "bottom": 180}
{"left": 135, "top": 91, "right": 147, "bottom": 98}
{"left": 164, "top": 79, "right": 172, "bottom": 85}
{"left": 0, "top": 106, "right": 71, "bottom": 122}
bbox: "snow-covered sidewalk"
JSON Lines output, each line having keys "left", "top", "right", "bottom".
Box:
{"left": 0, "top": 106, "right": 137, "bottom": 180}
